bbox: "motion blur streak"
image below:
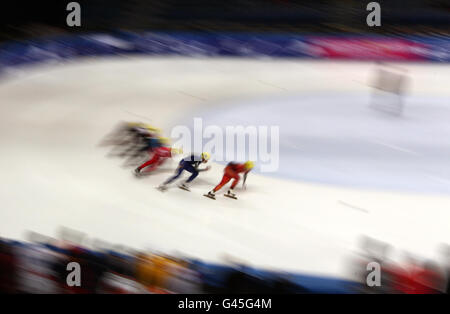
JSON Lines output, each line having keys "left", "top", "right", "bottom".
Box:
{"left": 1, "top": 233, "right": 448, "bottom": 293}
{"left": 1, "top": 0, "right": 450, "bottom": 295}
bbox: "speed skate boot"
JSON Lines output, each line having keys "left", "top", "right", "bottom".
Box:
{"left": 224, "top": 189, "right": 237, "bottom": 199}
{"left": 204, "top": 190, "right": 216, "bottom": 200}
{"left": 178, "top": 182, "right": 191, "bottom": 192}
{"left": 157, "top": 184, "right": 168, "bottom": 192}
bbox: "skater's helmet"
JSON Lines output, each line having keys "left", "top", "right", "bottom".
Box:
{"left": 201, "top": 152, "right": 210, "bottom": 162}
{"left": 127, "top": 121, "right": 141, "bottom": 127}
{"left": 244, "top": 161, "right": 254, "bottom": 170}
{"left": 171, "top": 147, "right": 183, "bottom": 155}
{"left": 145, "top": 124, "right": 162, "bottom": 134}
{"left": 158, "top": 137, "right": 171, "bottom": 145}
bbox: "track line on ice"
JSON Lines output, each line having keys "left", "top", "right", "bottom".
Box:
{"left": 425, "top": 174, "right": 450, "bottom": 186}
{"left": 211, "top": 66, "right": 289, "bottom": 91}
{"left": 256, "top": 80, "right": 289, "bottom": 91}
{"left": 121, "top": 109, "right": 155, "bottom": 123}
{"left": 338, "top": 200, "right": 369, "bottom": 214}
{"left": 369, "top": 139, "right": 421, "bottom": 156}
{"left": 282, "top": 138, "right": 302, "bottom": 150}
{"left": 177, "top": 91, "right": 207, "bottom": 101}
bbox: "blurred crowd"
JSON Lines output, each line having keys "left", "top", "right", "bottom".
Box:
{"left": 0, "top": 232, "right": 310, "bottom": 294}
{"left": 0, "top": 233, "right": 449, "bottom": 294}
{"left": 0, "top": 237, "right": 200, "bottom": 294}
{"left": 349, "top": 237, "right": 450, "bottom": 294}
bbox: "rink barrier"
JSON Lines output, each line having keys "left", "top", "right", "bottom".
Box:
{"left": 0, "top": 32, "right": 450, "bottom": 72}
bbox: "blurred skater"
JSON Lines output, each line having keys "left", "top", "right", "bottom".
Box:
{"left": 123, "top": 136, "right": 169, "bottom": 167}
{"left": 134, "top": 146, "right": 182, "bottom": 175}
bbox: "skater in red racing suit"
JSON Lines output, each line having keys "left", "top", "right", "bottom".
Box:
{"left": 206, "top": 161, "right": 254, "bottom": 199}
{"left": 134, "top": 146, "right": 181, "bottom": 175}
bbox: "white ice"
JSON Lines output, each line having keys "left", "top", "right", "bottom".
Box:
{"left": 0, "top": 57, "right": 449, "bottom": 279}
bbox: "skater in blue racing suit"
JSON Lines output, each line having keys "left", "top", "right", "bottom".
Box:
{"left": 158, "top": 152, "right": 210, "bottom": 191}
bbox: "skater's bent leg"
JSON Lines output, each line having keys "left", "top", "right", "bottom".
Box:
{"left": 182, "top": 164, "right": 199, "bottom": 183}
{"left": 213, "top": 175, "right": 231, "bottom": 192}
{"left": 186, "top": 170, "right": 199, "bottom": 183}
{"left": 137, "top": 160, "right": 152, "bottom": 171}
{"left": 230, "top": 174, "right": 240, "bottom": 189}
{"left": 146, "top": 156, "right": 166, "bottom": 172}
{"left": 164, "top": 165, "right": 184, "bottom": 185}
{"left": 138, "top": 155, "right": 159, "bottom": 171}
{"left": 147, "top": 159, "right": 164, "bottom": 172}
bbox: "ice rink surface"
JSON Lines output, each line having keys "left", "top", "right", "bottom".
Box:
{"left": 195, "top": 93, "right": 450, "bottom": 194}
{"left": 0, "top": 57, "right": 449, "bottom": 278}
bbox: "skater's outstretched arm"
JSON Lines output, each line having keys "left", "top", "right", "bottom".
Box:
{"left": 243, "top": 170, "right": 250, "bottom": 189}
{"left": 197, "top": 165, "right": 211, "bottom": 172}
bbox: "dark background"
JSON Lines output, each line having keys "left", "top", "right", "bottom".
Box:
{"left": 0, "top": 0, "right": 449, "bottom": 42}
